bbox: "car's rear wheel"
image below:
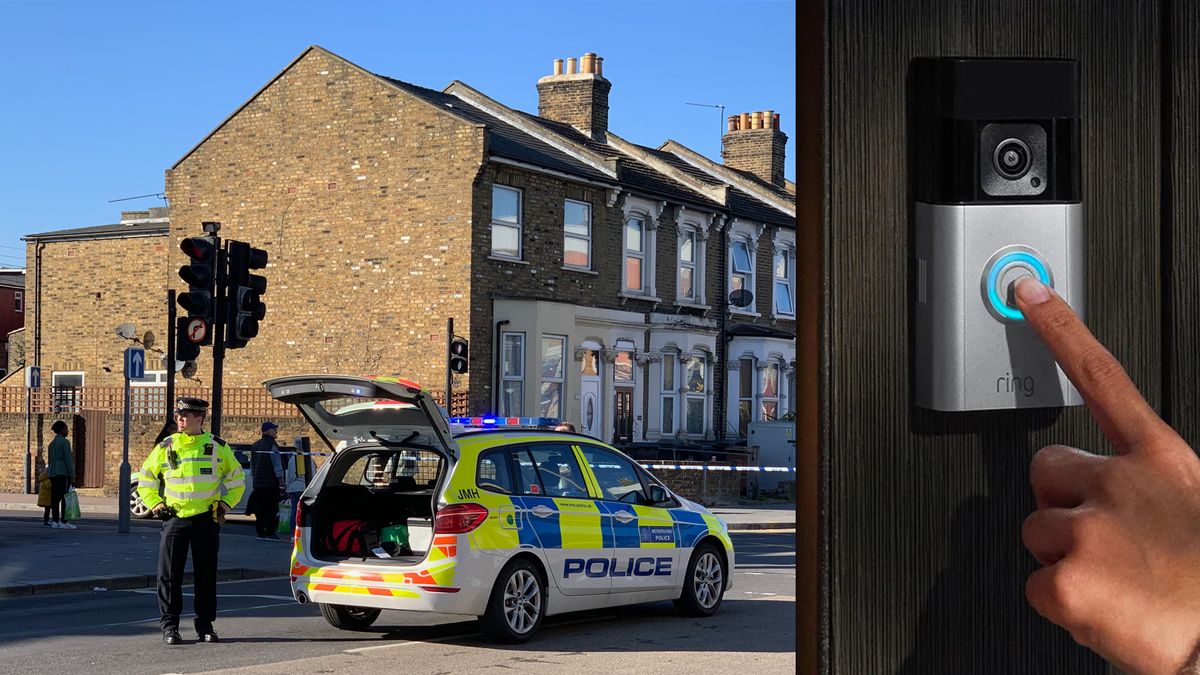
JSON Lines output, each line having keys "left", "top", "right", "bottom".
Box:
{"left": 479, "top": 557, "right": 545, "bottom": 643}
{"left": 673, "top": 542, "right": 726, "bottom": 617}
{"left": 319, "top": 603, "right": 381, "bottom": 631}
{"left": 129, "top": 482, "right": 151, "bottom": 519}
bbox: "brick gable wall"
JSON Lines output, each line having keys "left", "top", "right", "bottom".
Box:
{"left": 27, "top": 236, "right": 172, "bottom": 387}
{"left": 165, "top": 49, "right": 486, "bottom": 392}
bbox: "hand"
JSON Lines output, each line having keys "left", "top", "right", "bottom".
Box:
{"left": 150, "top": 503, "right": 166, "bottom": 516}
{"left": 1014, "top": 277, "right": 1200, "bottom": 674}
{"left": 215, "top": 501, "right": 230, "bottom": 516}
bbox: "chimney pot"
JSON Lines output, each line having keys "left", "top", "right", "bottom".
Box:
{"left": 553, "top": 58, "right": 564, "bottom": 76}
{"left": 595, "top": 56, "right": 603, "bottom": 77}
{"left": 567, "top": 57, "right": 577, "bottom": 75}
{"left": 581, "top": 53, "right": 595, "bottom": 74}
{"left": 722, "top": 109, "right": 789, "bottom": 186}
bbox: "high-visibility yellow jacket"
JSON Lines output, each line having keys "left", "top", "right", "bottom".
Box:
{"left": 136, "top": 432, "right": 246, "bottom": 519}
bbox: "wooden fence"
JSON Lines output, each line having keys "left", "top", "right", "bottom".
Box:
{"left": 0, "top": 386, "right": 470, "bottom": 417}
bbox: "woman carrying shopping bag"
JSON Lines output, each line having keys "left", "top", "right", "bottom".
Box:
{"left": 47, "top": 420, "right": 77, "bottom": 529}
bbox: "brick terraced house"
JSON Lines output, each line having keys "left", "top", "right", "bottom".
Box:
{"left": 23, "top": 46, "right": 797, "bottom": 453}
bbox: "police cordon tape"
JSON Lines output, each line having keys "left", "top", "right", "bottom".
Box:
{"left": 246, "top": 450, "right": 793, "bottom": 472}
{"left": 640, "top": 464, "right": 796, "bottom": 472}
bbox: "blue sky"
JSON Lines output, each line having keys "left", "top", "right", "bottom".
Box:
{"left": 0, "top": 0, "right": 796, "bottom": 266}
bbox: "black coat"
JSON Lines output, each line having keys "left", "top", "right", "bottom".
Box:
{"left": 250, "top": 436, "right": 282, "bottom": 491}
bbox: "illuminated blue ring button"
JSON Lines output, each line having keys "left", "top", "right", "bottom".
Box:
{"left": 987, "top": 252, "right": 1051, "bottom": 321}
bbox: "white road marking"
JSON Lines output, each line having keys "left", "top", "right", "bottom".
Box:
{"left": 342, "top": 614, "right": 619, "bottom": 654}
{"left": 131, "top": 588, "right": 294, "bottom": 601}
{"left": 98, "top": 602, "right": 297, "bottom": 628}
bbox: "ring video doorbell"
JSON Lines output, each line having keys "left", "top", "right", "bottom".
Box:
{"left": 911, "top": 58, "right": 1084, "bottom": 411}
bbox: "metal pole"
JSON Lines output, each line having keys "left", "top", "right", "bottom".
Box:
{"left": 445, "top": 317, "right": 453, "bottom": 415}
{"left": 23, "top": 384, "right": 31, "bottom": 494}
{"left": 119, "top": 370, "right": 131, "bottom": 533}
{"left": 166, "top": 289, "right": 176, "bottom": 424}
{"left": 211, "top": 239, "right": 225, "bottom": 437}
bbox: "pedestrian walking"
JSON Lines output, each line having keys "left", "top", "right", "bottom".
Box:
{"left": 46, "top": 420, "right": 76, "bottom": 529}
{"left": 554, "top": 422, "right": 576, "bottom": 432}
{"left": 136, "top": 397, "right": 245, "bottom": 646}
{"left": 283, "top": 447, "right": 306, "bottom": 541}
{"left": 249, "top": 421, "right": 285, "bottom": 541}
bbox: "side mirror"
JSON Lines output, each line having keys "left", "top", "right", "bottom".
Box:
{"left": 648, "top": 484, "right": 669, "bottom": 504}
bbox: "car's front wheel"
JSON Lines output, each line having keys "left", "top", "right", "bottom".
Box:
{"left": 673, "top": 542, "right": 726, "bottom": 617}
{"left": 129, "top": 482, "right": 151, "bottom": 519}
{"left": 479, "top": 557, "right": 545, "bottom": 643}
{"left": 319, "top": 603, "right": 381, "bottom": 631}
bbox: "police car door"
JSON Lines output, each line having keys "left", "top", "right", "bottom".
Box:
{"left": 513, "top": 443, "right": 611, "bottom": 596}
{"left": 576, "top": 444, "right": 678, "bottom": 593}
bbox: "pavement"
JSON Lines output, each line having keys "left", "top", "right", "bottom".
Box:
{"left": 0, "top": 492, "right": 794, "bottom": 599}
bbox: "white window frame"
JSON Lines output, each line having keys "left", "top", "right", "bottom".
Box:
{"left": 729, "top": 220, "right": 765, "bottom": 316}
{"left": 761, "top": 361, "right": 781, "bottom": 421}
{"left": 682, "top": 354, "right": 707, "bottom": 437}
{"left": 737, "top": 356, "right": 755, "bottom": 437}
{"left": 773, "top": 245, "right": 796, "bottom": 318}
{"left": 623, "top": 216, "right": 647, "bottom": 294}
{"left": 563, "top": 199, "right": 592, "bottom": 270}
{"left": 131, "top": 370, "right": 168, "bottom": 416}
{"left": 52, "top": 371, "right": 85, "bottom": 414}
{"left": 500, "top": 332, "right": 525, "bottom": 416}
{"left": 491, "top": 185, "right": 523, "bottom": 260}
{"left": 539, "top": 334, "right": 566, "bottom": 418}
{"left": 677, "top": 228, "right": 698, "bottom": 303}
{"left": 675, "top": 209, "right": 712, "bottom": 307}
{"left": 14, "top": 290, "right": 22, "bottom": 313}
{"left": 620, "top": 197, "right": 662, "bottom": 300}
{"left": 731, "top": 238, "right": 754, "bottom": 304}
{"left": 660, "top": 351, "right": 677, "bottom": 435}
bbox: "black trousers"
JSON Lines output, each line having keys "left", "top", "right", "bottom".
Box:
{"left": 157, "top": 512, "right": 220, "bottom": 634}
{"left": 49, "top": 475, "right": 69, "bottom": 523}
{"left": 249, "top": 489, "right": 280, "bottom": 536}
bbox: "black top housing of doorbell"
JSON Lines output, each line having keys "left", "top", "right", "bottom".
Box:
{"left": 910, "top": 58, "right": 1080, "bottom": 205}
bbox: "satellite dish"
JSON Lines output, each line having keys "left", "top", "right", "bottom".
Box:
{"left": 115, "top": 323, "right": 136, "bottom": 340}
{"left": 728, "top": 289, "right": 754, "bottom": 308}
{"left": 181, "top": 361, "right": 198, "bottom": 379}
{"left": 142, "top": 331, "right": 156, "bottom": 350}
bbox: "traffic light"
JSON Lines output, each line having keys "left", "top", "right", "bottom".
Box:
{"left": 177, "top": 235, "right": 217, "bottom": 345}
{"left": 224, "top": 240, "right": 268, "bottom": 349}
{"left": 449, "top": 336, "right": 469, "bottom": 374}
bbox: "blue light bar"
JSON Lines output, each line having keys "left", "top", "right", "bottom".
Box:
{"left": 449, "top": 416, "right": 561, "bottom": 428}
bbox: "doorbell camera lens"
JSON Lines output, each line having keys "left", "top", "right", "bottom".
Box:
{"left": 993, "top": 139, "right": 1031, "bottom": 179}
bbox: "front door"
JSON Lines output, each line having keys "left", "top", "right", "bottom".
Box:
{"left": 613, "top": 389, "right": 633, "bottom": 444}
{"left": 580, "top": 348, "right": 602, "bottom": 439}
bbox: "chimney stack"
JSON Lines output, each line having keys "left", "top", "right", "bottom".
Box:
{"left": 722, "top": 109, "right": 789, "bottom": 187}
{"left": 537, "top": 52, "right": 612, "bottom": 141}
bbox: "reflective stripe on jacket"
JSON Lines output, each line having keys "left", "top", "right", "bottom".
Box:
{"left": 136, "top": 432, "right": 246, "bottom": 518}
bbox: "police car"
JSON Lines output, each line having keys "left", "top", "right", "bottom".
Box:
{"left": 266, "top": 374, "right": 734, "bottom": 643}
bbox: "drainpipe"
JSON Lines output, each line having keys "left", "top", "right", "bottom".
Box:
{"left": 715, "top": 216, "right": 730, "bottom": 442}
{"left": 493, "top": 319, "right": 509, "bottom": 413}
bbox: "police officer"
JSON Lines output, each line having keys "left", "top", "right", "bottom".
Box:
{"left": 136, "top": 397, "right": 245, "bottom": 646}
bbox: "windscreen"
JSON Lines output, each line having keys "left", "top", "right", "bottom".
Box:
{"left": 328, "top": 448, "right": 444, "bottom": 492}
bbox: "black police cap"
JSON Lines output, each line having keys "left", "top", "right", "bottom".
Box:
{"left": 175, "top": 397, "right": 209, "bottom": 413}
